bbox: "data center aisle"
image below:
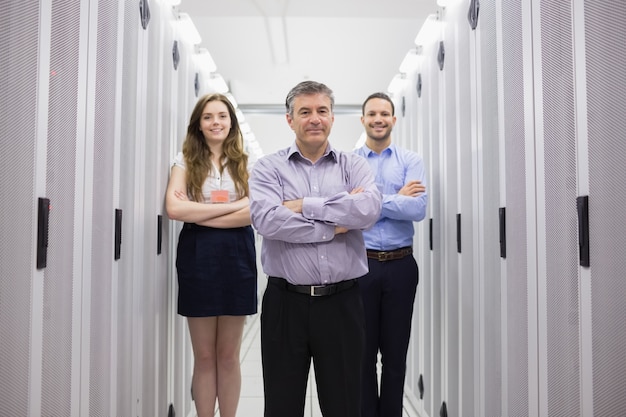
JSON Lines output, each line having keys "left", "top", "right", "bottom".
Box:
{"left": 210, "top": 277, "right": 417, "bottom": 417}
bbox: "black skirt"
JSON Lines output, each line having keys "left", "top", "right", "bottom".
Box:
{"left": 176, "top": 223, "right": 258, "bottom": 317}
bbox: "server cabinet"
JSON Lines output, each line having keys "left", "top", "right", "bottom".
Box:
{"left": 453, "top": 2, "right": 478, "bottom": 415}
{"left": 534, "top": 1, "right": 626, "bottom": 416}
{"left": 396, "top": 1, "right": 626, "bottom": 417}
{"left": 168, "top": 11, "right": 190, "bottom": 417}
{"left": 426, "top": 37, "right": 444, "bottom": 417}
{"left": 496, "top": 0, "right": 626, "bottom": 416}
{"left": 86, "top": 0, "right": 124, "bottom": 415}
{"left": 407, "top": 1, "right": 503, "bottom": 416}
{"left": 391, "top": 52, "right": 427, "bottom": 414}
{"left": 398, "top": 53, "right": 432, "bottom": 416}
{"left": 440, "top": 2, "right": 477, "bottom": 416}
{"left": 38, "top": 1, "right": 90, "bottom": 415}
{"left": 580, "top": 2, "right": 626, "bottom": 415}
{"left": 0, "top": 2, "right": 47, "bottom": 415}
{"left": 1, "top": 0, "right": 179, "bottom": 415}
{"left": 140, "top": 3, "right": 173, "bottom": 416}
{"left": 532, "top": 1, "right": 582, "bottom": 415}
{"left": 439, "top": 7, "right": 461, "bottom": 417}
{"left": 469, "top": 0, "right": 503, "bottom": 415}
{"left": 496, "top": 0, "right": 532, "bottom": 416}
{"left": 405, "top": 97, "right": 421, "bottom": 413}
{"left": 116, "top": 0, "right": 150, "bottom": 414}
{"left": 91, "top": 1, "right": 174, "bottom": 415}
{"left": 408, "top": 29, "right": 444, "bottom": 417}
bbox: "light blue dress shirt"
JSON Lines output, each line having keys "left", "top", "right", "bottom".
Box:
{"left": 354, "top": 143, "right": 428, "bottom": 251}
{"left": 249, "top": 143, "right": 382, "bottom": 285}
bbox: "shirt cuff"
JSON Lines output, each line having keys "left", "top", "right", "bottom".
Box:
{"left": 302, "top": 196, "right": 325, "bottom": 220}
{"left": 316, "top": 223, "right": 336, "bottom": 242}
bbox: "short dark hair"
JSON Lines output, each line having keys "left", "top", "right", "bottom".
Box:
{"left": 362, "top": 92, "right": 395, "bottom": 116}
{"left": 285, "top": 81, "right": 335, "bottom": 117}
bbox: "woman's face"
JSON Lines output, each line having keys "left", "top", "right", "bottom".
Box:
{"left": 199, "top": 99, "right": 231, "bottom": 145}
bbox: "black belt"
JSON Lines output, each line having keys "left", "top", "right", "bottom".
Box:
{"left": 366, "top": 247, "right": 413, "bottom": 262}
{"left": 268, "top": 277, "right": 356, "bottom": 297}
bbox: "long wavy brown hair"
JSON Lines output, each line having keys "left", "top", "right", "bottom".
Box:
{"left": 182, "top": 93, "right": 249, "bottom": 202}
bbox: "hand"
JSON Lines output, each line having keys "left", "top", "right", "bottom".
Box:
{"left": 283, "top": 198, "right": 303, "bottom": 213}
{"left": 174, "top": 190, "right": 189, "bottom": 201}
{"left": 350, "top": 186, "right": 364, "bottom": 195}
{"left": 334, "top": 226, "right": 349, "bottom": 235}
{"left": 398, "top": 180, "right": 425, "bottom": 197}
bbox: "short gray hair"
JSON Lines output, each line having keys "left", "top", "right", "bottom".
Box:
{"left": 285, "top": 81, "right": 335, "bottom": 117}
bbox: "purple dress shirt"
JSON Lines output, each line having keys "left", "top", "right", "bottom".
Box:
{"left": 249, "top": 143, "right": 382, "bottom": 285}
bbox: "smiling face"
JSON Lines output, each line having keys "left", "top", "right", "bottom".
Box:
{"left": 286, "top": 93, "right": 334, "bottom": 161}
{"left": 199, "top": 99, "right": 232, "bottom": 146}
{"left": 361, "top": 97, "right": 396, "bottom": 145}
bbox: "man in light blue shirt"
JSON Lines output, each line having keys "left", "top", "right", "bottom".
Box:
{"left": 354, "top": 92, "right": 427, "bottom": 417}
{"left": 249, "top": 81, "right": 382, "bottom": 417}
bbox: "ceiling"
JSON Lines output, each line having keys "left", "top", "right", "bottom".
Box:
{"left": 178, "top": 0, "right": 439, "bottom": 111}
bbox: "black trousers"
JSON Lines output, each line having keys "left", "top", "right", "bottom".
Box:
{"left": 261, "top": 277, "right": 365, "bottom": 417}
{"left": 359, "top": 255, "right": 419, "bottom": 417}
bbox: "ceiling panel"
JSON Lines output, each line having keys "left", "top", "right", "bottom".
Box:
{"left": 179, "top": 0, "right": 439, "bottom": 107}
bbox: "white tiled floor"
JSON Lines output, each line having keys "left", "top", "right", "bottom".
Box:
{"left": 210, "top": 300, "right": 416, "bottom": 417}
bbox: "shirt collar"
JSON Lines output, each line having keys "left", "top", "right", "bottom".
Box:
{"left": 363, "top": 142, "right": 396, "bottom": 156}
{"left": 286, "top": 142, "right": 338, "bottom": 163}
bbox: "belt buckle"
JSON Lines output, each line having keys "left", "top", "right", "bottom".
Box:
{"left": 377, "top": 251, "right": 390, "bottom": 261}
{"left": 310, "top": 285, "right": 324, "bottom": 296}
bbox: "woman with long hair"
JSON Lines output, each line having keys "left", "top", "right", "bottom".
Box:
{"left": 166, "top": 93, "right": 257, "bottom": 417}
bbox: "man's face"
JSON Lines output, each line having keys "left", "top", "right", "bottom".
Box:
{"left": 361, "top": 98, "right": 396, "bottom": 142}
{"left": 287, "top": 93, "right": 334, "bottom": 150}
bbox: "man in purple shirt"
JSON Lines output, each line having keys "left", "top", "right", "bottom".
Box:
{"left": 354, "top": 92, "right": 427, "bottom": 417}
{"left": 249, "top": 81, "right": 382, "bottom": 417}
